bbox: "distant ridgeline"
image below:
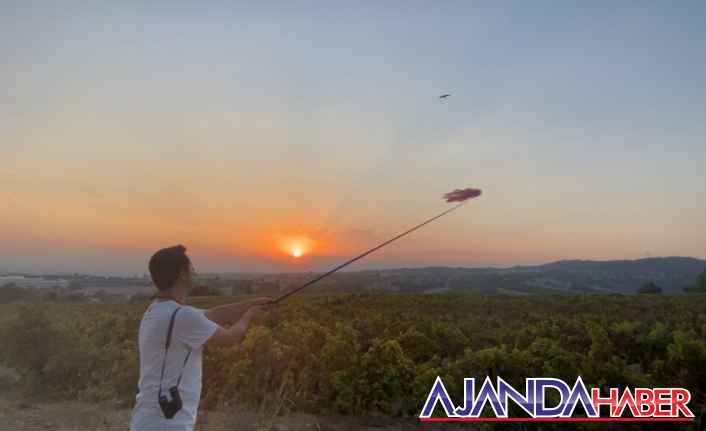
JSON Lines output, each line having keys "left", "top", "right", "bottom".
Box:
{"left": 2, "top": 257, "right": 705, "bottom": 298}
{"left": 296, "top": 257, "right": 706, "bottom": 295}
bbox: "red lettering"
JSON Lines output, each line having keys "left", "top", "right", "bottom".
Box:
{"left": 653, "top": 389, "right": 670, "bottom": 417}
{"left": 635, "top": 389, "right": 656, "bottom": 417}
{"left": 592, "top": 388, "right": 618, "bottom": 416}
{"left": 614, "top": 388, "right": 639, "bottom": 417}
{"left": 591, "top": 387, "right": 694, "bottom": 418}
{"left": 672, "top": 389, "right": 694, "bottom": 418}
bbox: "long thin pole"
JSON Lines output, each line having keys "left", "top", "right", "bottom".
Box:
{"left": 273, "top": 201, "right": 468, "bottom": 303}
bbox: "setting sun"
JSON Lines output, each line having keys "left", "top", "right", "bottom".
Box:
{"left": 277, "top": 235, "right": 316, "bottom": 259}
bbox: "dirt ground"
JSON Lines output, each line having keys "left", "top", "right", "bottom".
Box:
{"left": 0, "top": 391, "right": 475, "bottom": 431}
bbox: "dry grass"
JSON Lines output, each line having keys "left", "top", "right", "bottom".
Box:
{"left": 0, "top": 393, "right": 129, "bottom": 431}
{"left": 0, "top": 391, "right": 466, "bottom": 431}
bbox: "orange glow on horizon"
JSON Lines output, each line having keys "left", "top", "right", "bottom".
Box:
{"left": 278, "top": 235, "right": 316, "bottom": 259}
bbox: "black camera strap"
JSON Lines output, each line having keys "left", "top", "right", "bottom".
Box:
{"left": 158, "top": 307, "right": 192, "bottom": 397}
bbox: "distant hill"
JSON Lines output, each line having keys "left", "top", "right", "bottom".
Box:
{"left": 337, "top": 257, "right": 706, "bottom": 295}
{"left": 522, "top": 257, "right": 705, "bottom": 275}
{"left": 21, "top": 257, "right": 698, "bottom": 297}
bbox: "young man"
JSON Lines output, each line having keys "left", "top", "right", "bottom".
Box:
{"left": 130, "top": 245, "right": 271, "bottom": 430}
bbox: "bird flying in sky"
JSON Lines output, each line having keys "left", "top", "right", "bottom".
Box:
{"left": 439, "top": 94, "right": 451, "bottom": 99}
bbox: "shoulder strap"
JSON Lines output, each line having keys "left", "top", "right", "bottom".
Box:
{"left": 165, "top": 307, "right": 180, "bottom": 350}
{"left": 158, "top": 307, "right": 192, "bottom": 396}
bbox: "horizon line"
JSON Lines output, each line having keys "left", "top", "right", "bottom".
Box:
{"left": 1, "top": 255, "right": 703, "bottom": 278}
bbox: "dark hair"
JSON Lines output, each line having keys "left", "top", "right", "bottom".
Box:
{"left": 149, "top": 245, "right": 191, "bottom": 291}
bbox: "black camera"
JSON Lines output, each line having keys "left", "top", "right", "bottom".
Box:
{"left": 158, "top": 386, "right": 183, "bottom": 419}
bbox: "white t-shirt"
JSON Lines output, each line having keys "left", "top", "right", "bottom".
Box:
{"left": 130, "top": 300, "right": 220, "bottom": 431}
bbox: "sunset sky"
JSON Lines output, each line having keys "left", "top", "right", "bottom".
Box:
{"left": 2, "top": 2, "right": 705, "bottom": 274}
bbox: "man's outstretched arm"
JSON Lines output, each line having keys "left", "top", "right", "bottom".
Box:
{"left": 205, "top": 305, "right": 266, "bottom": 347}
{"left": 204, "top": 297, "right": 272, "bottom": 326}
